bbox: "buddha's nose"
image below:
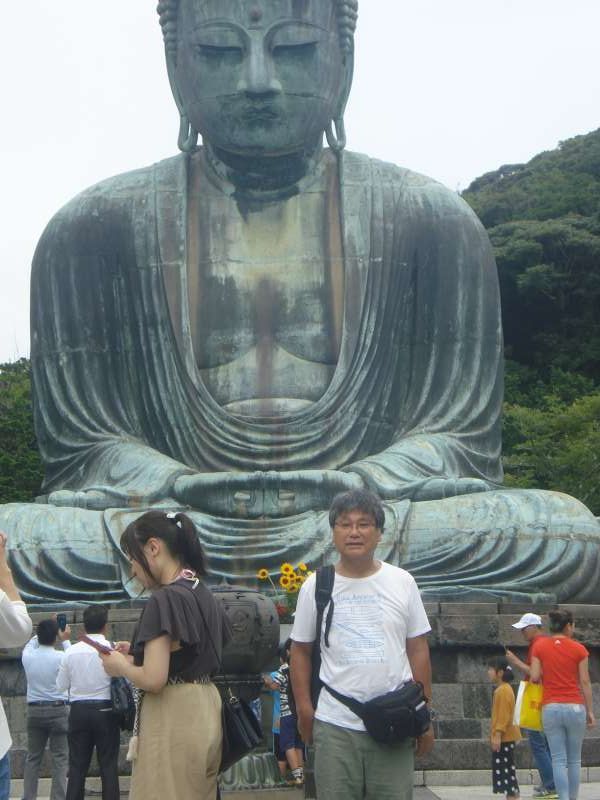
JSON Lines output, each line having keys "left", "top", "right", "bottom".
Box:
{"left": 237, "top": 38, "right": 282, "bottom": 97}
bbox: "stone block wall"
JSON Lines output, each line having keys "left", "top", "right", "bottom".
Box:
{"left": 419, "top": 602, "right": 600, "bottom": 771}
{"left": 2, "top": 602, "right": 599, "bottom": 777}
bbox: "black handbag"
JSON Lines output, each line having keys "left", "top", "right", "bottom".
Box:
{"left": 188, "top": 585, "right": 263, "bottom": 773}
{"left": 110, "top": 676, "right": 135, "bottom": 731}
{"left": 324, "top": 680, "right": 431, "bottom": 745}
{"left": 219, "top": 693, "right": 263, "bottom": 773}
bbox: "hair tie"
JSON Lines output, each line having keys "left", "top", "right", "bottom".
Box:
{"left": 166, "top": 512, "right": 182, "bottom": 529}
{"left": 179, "top": 568, "right": 199, "bottom": 589}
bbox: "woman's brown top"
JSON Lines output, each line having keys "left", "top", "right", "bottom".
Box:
{"left": 131, "top": 578, "right": 231, "bottom": 682}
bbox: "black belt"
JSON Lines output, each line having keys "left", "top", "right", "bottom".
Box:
{"left": 28, "top": 700, "right": 69, "bottom": 707}
{"left": 71, "top": 700, "right": 111, "bottom": 706}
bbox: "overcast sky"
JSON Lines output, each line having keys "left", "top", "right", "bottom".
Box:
{"left": 1, "top": 0, "right": 599, "bottom": 364}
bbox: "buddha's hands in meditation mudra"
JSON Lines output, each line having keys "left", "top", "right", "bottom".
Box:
{"left": 46, "top": 473, "right": 490, "bottom": 516}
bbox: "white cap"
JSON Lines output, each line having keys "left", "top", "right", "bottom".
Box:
{"left": 512, "top": 612, "right": 542, "bottom": 629}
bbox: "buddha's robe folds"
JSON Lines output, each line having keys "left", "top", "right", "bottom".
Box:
{"left": 3, "top": 151, "right": 599, "bottom": 604}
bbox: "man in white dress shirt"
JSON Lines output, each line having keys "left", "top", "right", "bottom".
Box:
{"left": 56, "top": 606, "right": 120, "bottom": 800}
{"left": 0, "top": 532, "right": 33, "bottom": 800}
{"left": 22, "top": 618, "right": 72, "bottom": 800}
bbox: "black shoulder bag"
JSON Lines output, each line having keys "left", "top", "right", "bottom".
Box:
{"left": 110, "top": 676, "right": 136, "bottom": 731}
{"left": 310, "top": 565, "right": 336, "bottom": 708}
{"left": 322, "top": 681, "right": 431, "bottom": 745}
{"left": 286, "top": 565, "right": 335, "bottom": 720}
{"left": 188, "top": 585, "right": 263, "bottom": 773}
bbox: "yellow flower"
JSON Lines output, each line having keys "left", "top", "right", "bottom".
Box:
{"left": 297, "top": 563, "right": 308, "bottom": 572}
{"left": 281, "top": 563, "right": 294, "bottom": 575}
{"left": 256, "top": 568, "right": 269, "bottom": 580}
{"left": 287, "top": 582, "right": 300, "bottom": 594}
{"left": 279, "top": 575, "right": 291, "bottom": 589}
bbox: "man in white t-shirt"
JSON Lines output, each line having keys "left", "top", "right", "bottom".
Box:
{"left": 290, "top": 489, "right": 434, "bottom": 800}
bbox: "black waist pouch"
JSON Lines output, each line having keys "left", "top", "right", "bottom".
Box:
{"left": 324, "top": 680, "right": 431, "bottom": 745}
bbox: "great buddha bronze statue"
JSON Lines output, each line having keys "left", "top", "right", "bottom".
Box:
{"left": 2, "top": 0, "right": 599, "bottom": 604}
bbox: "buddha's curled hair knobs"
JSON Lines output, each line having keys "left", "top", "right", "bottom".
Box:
{"left": 157, "top": 0, "right": 178, "bottom": 57}
{"left": 337, "top": 0, "right": 359, "bottom": 55}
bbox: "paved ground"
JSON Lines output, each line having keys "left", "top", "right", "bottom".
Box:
{"left": 10, "top": 780, "right": 600, "bottom": 798}
{"left": 417, "top": 786, "right": 600, "bottom": 799}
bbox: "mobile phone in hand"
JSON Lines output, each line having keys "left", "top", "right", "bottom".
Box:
{"left": 80, "top": 635, "right": 113, "bottom": 654}
{"left": 57, "top": 613, "right": 67, "bottom": 631}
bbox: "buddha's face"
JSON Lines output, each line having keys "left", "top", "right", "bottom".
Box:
{"left": 174, "top": 0, "right": 346, "bottom": 157}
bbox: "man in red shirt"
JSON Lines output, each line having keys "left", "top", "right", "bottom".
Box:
{"left": 506, "top": 613, "right": 556, "bottom": 799}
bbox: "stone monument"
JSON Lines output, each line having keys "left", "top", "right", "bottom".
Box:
{"left": 1, "top": 0, "right": 599, "bottom": 604}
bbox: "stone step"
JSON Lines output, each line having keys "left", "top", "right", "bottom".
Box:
{"left": 6, "top": 777, "right": 299, "bottom": 799}
{"left": 9, "top": 770, "right": 600, "bottom": 798}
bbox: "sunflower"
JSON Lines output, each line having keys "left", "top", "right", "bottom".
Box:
{"left": 297, "top": 563, "right": 308, "bottom": 572}
{"left": 280, "top": 563, "right": 294, "bottom": 575}
{"left": 287, "top": 582, "right": 300, "bottom": 594}
{"left": 256, "top": 568, "right": 269, "bottom": 581}
{"left": 279, "top": 575, "right": 291, "bottom": 589}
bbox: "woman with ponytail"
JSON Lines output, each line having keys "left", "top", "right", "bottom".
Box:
{"left": 487, "top": 657, "right": 521, "bottom": 799}
{"left": 530, "top": 610, "right": 595, "bottom": 800}
{"left": 100, "top": 510, "right": 231, "bottom": 800}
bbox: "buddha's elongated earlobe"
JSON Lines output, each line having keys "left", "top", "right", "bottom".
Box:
{"left": 158, "top": 0, "right": 198, "bottom": 152}
{"left": 177, "top": 114, "right": 199, "bottom": 153}
{"left": 164, "top": 44, "right": 199, "bottom": 152}
{"left": 326, "top": 118, "right": 347, "bottom": 152}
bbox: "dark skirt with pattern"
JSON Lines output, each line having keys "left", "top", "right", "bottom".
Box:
{"left": 492, "top": 741, "right": 519, "bottom": 796}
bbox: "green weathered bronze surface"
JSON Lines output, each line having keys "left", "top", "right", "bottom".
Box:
{"left": 2, "top": 0, "right": 599, "bottom": 604}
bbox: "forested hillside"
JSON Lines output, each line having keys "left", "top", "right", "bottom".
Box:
{"left": 463, "top": 128, "right": 600, "bottom": 512}
{"left": 1, "top": 130, "right": 599, "bottom": 512}
{"left": 0, "top": 359, "right": 43, "bottom": 503}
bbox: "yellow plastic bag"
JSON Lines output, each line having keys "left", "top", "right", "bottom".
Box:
{"left": 513, "top": 680, "right": 543, "bottom": 731}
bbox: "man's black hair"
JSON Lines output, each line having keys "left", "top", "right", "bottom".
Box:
{"left": 37, "top": 618, "right": 59, "bottom": 646}
{"left": 328, "top": 488, "right": 385, "bottom": 531}
{"left": 83, "top": 605, "right": 108, "bottom": 634}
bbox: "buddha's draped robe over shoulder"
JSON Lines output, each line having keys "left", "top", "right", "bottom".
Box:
{"left": 32, "top": 152, "right": 503, "bottom": 497}
{"left": 3, "top": 151, "right": 599, "bottom": 604}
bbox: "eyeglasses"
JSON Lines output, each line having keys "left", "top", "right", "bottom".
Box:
{"left": 334, "top": 521, "right": 375, "bottom": 534}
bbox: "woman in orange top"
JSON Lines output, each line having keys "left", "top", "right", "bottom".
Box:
{"left": 488, "top": 657, "right": 521, "bottom": 799}
{"left": 530, "top": 610, "right": 596, "bottom": 800}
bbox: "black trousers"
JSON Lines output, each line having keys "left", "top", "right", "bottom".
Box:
{"left": 66, "top": 702, "right": 120, "bottom": 800}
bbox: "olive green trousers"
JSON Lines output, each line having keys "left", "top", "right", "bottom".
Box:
{"left": 313, "top": 718, "right": 415, "bottom": 800}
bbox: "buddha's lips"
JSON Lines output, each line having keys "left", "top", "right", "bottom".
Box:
{"left": 242, "top": 106, "right": 281, "bottom": 122}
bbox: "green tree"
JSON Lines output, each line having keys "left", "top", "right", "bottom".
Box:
{"left": 0, "top": 359, "right": 43, "bottom": 503}
{"left": 503, "top": 392, "right": 600, "bottom": 515}
{"left": 464, "top": 128, "right": 600, "bottom": 511}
